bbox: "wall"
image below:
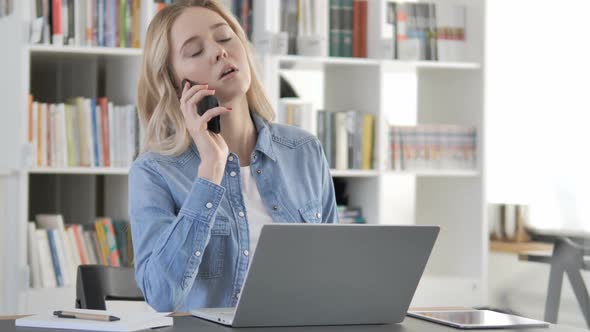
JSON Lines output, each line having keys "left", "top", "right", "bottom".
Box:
{"left": 485, "top": 1, "right": 590, "bottom": 329}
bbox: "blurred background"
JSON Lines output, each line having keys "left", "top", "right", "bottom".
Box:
{"left": 0, "top": 0, "right": 588, "bottom": 329}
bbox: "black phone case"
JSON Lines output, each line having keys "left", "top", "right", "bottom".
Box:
{"left": 182, "top": 79, "right": 221, "bottom": 134}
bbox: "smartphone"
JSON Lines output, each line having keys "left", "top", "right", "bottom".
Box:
{"left": 181, "top": 79, "right": 221, "bottom": 134}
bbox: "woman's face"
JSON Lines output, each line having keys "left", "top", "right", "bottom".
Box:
{"left": 170, "top": 7, "right": 251, "bottom": 104}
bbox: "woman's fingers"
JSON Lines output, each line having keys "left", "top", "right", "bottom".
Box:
{"left": 185, "top": 89, "right": 217, "bottom": 116}
{"left": 198, "top": 106, "right": 232, "bottom": 125}
{"left": 180, "top": 82, "right": 208, "bottom": 106}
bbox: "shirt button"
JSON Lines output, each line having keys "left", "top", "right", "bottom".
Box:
{"left": 243, "top": 250, "right": 249, "bottom": 256}
{"left": 205, "top": 202, "right": 213, "bottom": 209}
{"left": 273, "top": 205, "right": 279, "bottom": 210}
{"left": 256, "top": 169, "right": 262, "bottom": 174}
{"left": 194, "top": 251, "right": 202, "bottom": 257}
{"left": 316, "top": 212, "right": 322, "bottom": 218}
{"left": 230, "top": 171, "right": 237, "bottom": 177}
{"left": 238, "top": 211, "right": 245, "bottom": 217}
{"left": 228, "top": 155, "right": 234, "bottom": 161}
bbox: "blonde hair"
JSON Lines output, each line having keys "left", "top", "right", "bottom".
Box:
{"left": 137, "top": 0, "right": 275, "bottom": 156}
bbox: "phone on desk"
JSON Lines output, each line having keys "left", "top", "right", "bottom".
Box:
{"left": 181, "top": 78, "right": 221, "bottom": 134}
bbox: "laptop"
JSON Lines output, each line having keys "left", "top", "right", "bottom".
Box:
{"left": 191, "top": 224, "right": 439, "bottom": 327}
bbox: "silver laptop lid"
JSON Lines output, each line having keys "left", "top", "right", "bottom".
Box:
{"left": 232, "top": 224, "right": 439, "bottom": 327}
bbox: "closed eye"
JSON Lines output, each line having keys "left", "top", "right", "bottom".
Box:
{"left": 219, "top": 38, "right": 232, "bottom": 42}
{"left": 191, "top": 50, "right": 203, "bottom": 57}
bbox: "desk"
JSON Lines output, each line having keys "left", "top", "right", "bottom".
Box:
{"left": 517, "top": 235, "right": 589, "bottom": 327}
{"left": 0, "top": 315, "right": 586, "bottom": 332}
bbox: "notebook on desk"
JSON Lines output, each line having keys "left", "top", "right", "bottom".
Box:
{"left": 15, "top": 309, "right": 173, "bottom": 331}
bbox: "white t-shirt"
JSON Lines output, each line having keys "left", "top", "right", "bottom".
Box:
{"left": 240, "top": 166, "right": 273, "bottom": 257}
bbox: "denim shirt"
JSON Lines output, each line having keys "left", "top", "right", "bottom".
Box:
{"left": 128, "top": 112, "right": 338, "bottom": 312}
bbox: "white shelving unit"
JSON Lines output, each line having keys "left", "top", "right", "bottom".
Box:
{"left": 0, "top": 0, "right": 486, "bottom": 314}
{"left": 258, "top": 0, "right": 487, "bottom": 308}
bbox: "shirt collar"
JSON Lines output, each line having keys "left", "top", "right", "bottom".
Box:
{"left": 250, "top": 112, "right": 276, "bottom": 162}
{"left": 189, "top": 112, "right": 276, "bottom": 162}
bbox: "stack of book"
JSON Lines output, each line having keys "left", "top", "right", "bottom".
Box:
{"left": 153, "top": 0, "right": 254, "bottom": 40}
{"left": 29, "top": 0, "right": 144, "bottom": 47}
{"left": 28, "top": 96, "right": 141, "bottom": 168}
{"left": 278, "top": 98, "right": 316, "bottom": 135}
{"left": 27, "top": 214, "right": 133, "bottom": 289}
{"left": 388, "top": 124, "right": 477, "bottom": 171}
{"left": 329, "top": 0, "right": 367, "bottom": 58}
{"left": 230, "top": 0, "right": 253, "bottom": 40}
{"left": 317, "top": 110, "right": 375, "bottom": 170}
{"left": 278, "top": 0, "right": 328, "bottom": 56}
{"left": 337, "top": 205, "right": 365, "bottom": 224}
{"left": 386, "top": 1, "right": 467, "bottom": 61}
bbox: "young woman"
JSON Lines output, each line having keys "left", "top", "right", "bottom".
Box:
{"left": 130, "top": 0, "right": 338, "bottom": 312}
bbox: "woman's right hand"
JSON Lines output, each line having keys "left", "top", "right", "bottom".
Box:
{"left": 179, "top": 81, "right": 232, "bottom": 185}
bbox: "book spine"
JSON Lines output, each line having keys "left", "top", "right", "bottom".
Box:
{"left": 27, "top": 223, "right": 43, "bottom": 288}
{"left": 359, "top": 0, "right": 367, "bottom": 58}
{"left": 36, "top": 230, "right": 57, "bottom": 288}
{"left": 352, "top": 0, "right": 360, "bottom": 57}
{"left": 71, "top": 225, "right": 88, "bottom": 264}
{"left": 334, "top": 112, "right": 348, "bottom": 170}
{"left": 329, "top": 0, "right": 340, "bottom": 57}
{"left": 103, "top": 219, "right": 121, "bottom": 267}
{"left": 126, "top": 0, "right": 132, "bottom": 47}
{"left": 340, "top": 0, "right": 353, "bottom": 57}
{"left": 90, "top": 98, "right": 99, "bottom": 167}
{"left": 362, "top": 114, "right": 373, "bottom": 170}
{"left": 52, "top": 0, "right": 63, "bottom": 45}
{"left": 94, "top": 220, "right": 109, "bottom": 265}
{"left": 108, "top": 102, "right": 115, "bottom": 167}
{"left": 119, "top": 0, "right": 126, "bottom": 47}
{"left": 131, "top": 0, "right": 140, "bottom": 47}
{"left": 46, "top": 229, "right": 63, "bottom": 287}
{"left": 98, "top": 98, "right": 110, "bottom": 167}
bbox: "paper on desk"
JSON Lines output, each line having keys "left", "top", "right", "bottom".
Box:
{"left": 15, "top": 308, "right": 173, "bottom": 332}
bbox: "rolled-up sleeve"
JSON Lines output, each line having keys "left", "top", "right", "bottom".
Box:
{"left": 128, "top": 158, "right": 225, "bottom": 311}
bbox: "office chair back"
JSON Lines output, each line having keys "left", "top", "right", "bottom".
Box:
{"left": 75, "top": 264, "right": 144, "bottom": 310}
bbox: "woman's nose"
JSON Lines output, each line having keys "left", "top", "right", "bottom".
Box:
{"left": 213, "top": 44, "right": 228, "bottom": 62}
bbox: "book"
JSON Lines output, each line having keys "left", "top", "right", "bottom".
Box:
{"left": 30, "top": 97, "right": 139, "bottom": 168}
{"left": 16, "top": 309, "right": 173, "bottom": 332}
{"left": 35, "top": 229, "right": 57, "bottom": 288}
{"left": 340, "top": 0, "right": 353, "bottom": 57}
{"left": 51, "top": 0, "right": 63, "bottom": 45}
{"left": 389, "top": 124, "right": 477, "bottom": 171}
{"left": 329, "top": 0, "right": 340, "bottom": 57}
{"left": 45, "top": 229, "right": 64, "bottom": 286}
{"left": 278, "top": 98, "right": 316, "bottom": 135}
{"left": 29, "top": 0, "right": 141, "bottom": 47}
{"left": 36, "top": 214, "right": 75, "bottom": 286}
{"left": 101, "top": 218, "right": 121, "bottom": 267}
{"left": 27, "top": 222, "right": 43, "bottom": 288}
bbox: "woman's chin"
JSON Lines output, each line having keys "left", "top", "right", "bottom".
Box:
{"left": 216, "top": 86, "right": 248, "bottom": 104}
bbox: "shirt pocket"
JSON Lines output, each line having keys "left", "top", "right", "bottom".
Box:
{"left": 196, "top": 216, "right": 231, "bottom": 279}
{"left": 298, "top": 200, "right": 323, "bottom": 223}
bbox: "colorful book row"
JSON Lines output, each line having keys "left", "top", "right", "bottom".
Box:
{"left": 27, "top": 214, "right": 133, "bottom": 289}
{"left": 317, "top": 110, "right": 375, "bottom": 171}
{"left": 388, "top": 124, "right": 477, "bottom": 171}
{"left": 29, "top": 0, "right": 143, "bottom": 47}
{"left": 28, "top": 96, "right": 141, "bottom": 168}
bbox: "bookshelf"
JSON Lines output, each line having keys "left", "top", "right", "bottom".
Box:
{"left": 0, "top": 0, "right": 486, "bottom": 314}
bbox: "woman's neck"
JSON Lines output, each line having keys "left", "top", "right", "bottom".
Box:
{"left": 220, "top": 95, "right": 257, "bottom": 167}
